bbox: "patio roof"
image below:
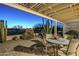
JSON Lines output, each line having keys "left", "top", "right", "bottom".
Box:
{"left": 3, "top": 3, "right": 79, "bottom": 23}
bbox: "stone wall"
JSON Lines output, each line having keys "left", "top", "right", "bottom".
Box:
{"left": 64, "top": 21, "right": 79, "bottom": 33}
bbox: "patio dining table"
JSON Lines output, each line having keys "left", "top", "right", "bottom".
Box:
{"left": 46, "top": 38, "right": 70, "bottom": 56}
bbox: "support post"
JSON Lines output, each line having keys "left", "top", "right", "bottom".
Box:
{"left": 63, "top": 23, "right": 66, "bottom": 38}
{"left": 4, "top": 20, "right": 7, "bottom": 42}
{"left": 54, "top": 21, "right": 57, "bottom": 37}
{"left": 50, "top": 20, "right": 52, "bottom": 34}
{"left": 42, "top": 18, "right": 45, "bottom": 33}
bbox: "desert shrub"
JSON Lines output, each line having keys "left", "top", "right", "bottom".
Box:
{"left": 66, "top": 35, "right": 73, "bottom": 40}
{"left": 12, "top": 36, "right": 19, "bottom": 40}
{"left": 20, "top": 36, "right": 24, "bottom": 40}
{"left": 22, "top": 29, "right": 34, "bottom": 40}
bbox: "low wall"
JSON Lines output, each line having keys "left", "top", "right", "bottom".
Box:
{"left": 64, "top": 21, "right": 79, "bottom": 33}
{"left": 7, "top": 35, "right": 22, "bottom": 40}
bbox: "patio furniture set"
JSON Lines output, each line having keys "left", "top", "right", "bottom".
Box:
{"left": 44, "top": 34, "right": 79, "bottom": 56}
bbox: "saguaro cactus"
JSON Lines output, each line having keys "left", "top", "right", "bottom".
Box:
{"left": 4, "top": 20, "right": 7, "bottom": 42}
{"left": 0, "top": 20, "right": 7, "bottom": 42}
{"left": 46, "top": 20, "right": 50, "bottom": 34}
{"left": 0, "top": 20, "right": 4, "bottom": 42}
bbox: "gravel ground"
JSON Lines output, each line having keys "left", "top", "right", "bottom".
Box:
{"left": 0, "top": 39, "right": 36, "bottom": 56}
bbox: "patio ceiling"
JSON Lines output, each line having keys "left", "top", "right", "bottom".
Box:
{"left": 3, "top": 3, "right": 79, "bottom": 23}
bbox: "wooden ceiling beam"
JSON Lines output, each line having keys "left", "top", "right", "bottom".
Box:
{"left": 56, "top": 10, "right": 78, "bottom": 17}
{"left": 31, "top": 3, "right": 40, "bottom": 9}
{"left": 62, "top": 16, "right": 79, "bottom": 22}
{"left": 19, "top": 3, "right": 79, "bottom": 23}
{"left": 50, "top": 11, "right": 79, "bottom": 22}
{"left": 43, "top": 4, "right": 71, "bottom": 15}
{"left": 62, "top": 13, "right": 79, "bottom": 19}
{"left": 38, "top": 4, "right": 59, "bottom": 13}
{"left": 30, "top": 3, "right": 38, "bottom": 9}
{"left": 42, "top": 4, "right": 60, "bottom": 15}
{"left": 49, "top": 4, "right": 79, "bottom": 17}
{"left": 52, "top": 12, "right": 79, "bottom": 21}
{"left": 43, "top": 5, "right": 72, "bottom": 17}
{"left": 45, "top": 3, "right": 59, "bottom": 8}
{"left": 53, "top": 4, "right": 73, "bottom": 12}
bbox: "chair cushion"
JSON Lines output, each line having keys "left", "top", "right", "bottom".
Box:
{"left": 68, "top": 40, "right": 79, "bottom": 53}
{"left": 59, "top": 39, "right": 79, "bottom": 56}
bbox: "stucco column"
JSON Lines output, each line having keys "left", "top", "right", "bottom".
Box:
{"left": 63, "top": 23, "right": 66, "bottom": 37}
{"left": 54, "top": 21, "right": 57, "bottom": 37}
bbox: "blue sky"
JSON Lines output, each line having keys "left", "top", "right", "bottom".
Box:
{"left": 0, "top": 4, "right": 62, "bottom": 28}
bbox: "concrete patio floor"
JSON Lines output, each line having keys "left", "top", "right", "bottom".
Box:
{"left": 0, "top": 39, "right": 79, "bottom": 56}
{"left": 0, "top": 39, "right": 36, "bottom": 56}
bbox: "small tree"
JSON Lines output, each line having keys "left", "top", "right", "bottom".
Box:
{"left": 33, "top": 23, "right": 44, "bottom": 33}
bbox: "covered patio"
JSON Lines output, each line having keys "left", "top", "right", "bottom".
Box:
{"left": 1, "top": 3, "right": 79, "bottom": 56}
{"left": 3, "top": 3, "right": 79, "bottom": 37}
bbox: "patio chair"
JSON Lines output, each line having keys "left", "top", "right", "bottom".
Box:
{"left": 46, "top": 34, "right": 58, "bottom": 55}
{"left": 58, "top": 39, "right": 79, "bottom": 56}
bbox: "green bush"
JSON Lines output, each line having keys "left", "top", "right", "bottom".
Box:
{"left": 66, "top": 35, "right": 73, "bottom": 40}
